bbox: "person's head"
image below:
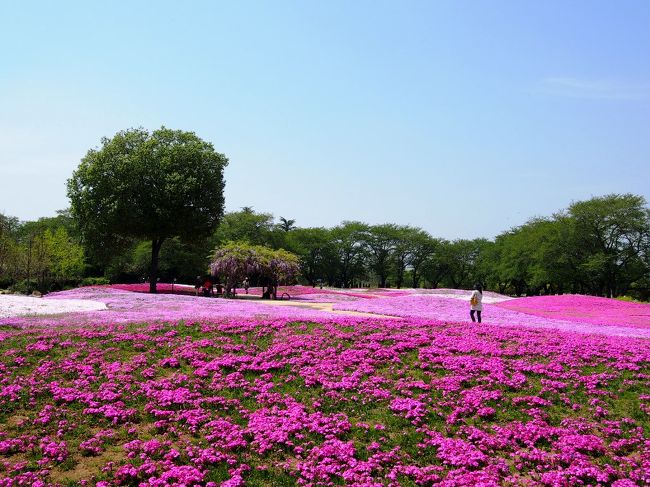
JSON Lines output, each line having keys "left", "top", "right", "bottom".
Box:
{"left": 474, "top": 282, "right": 483, "bottom": 293}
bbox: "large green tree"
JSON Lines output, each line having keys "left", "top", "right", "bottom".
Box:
{"left": 211, "top": 208, "right": 277, "bottom": 247}
{"left": 405, "top": 233, "right": 442, "bottom": 288}
{"left": 363, "top": 224, "right": 399, "bottom": 288}
{"left": 568, "top": 193, "right": 649, "bottom": 297}
{"left": 67, "top": 127, "right": 228, "bottom": 293}
{"left": 441, "top": 238, "right": 490, "bottom": 289}
{"left": 390, "top": 226, "right": 436, "bottom": 289}
{"left": 331, "top": 222, "right": 368, "bottom": 288}
{"left": 0, "top": 214, "right": 20, "bottom": 286}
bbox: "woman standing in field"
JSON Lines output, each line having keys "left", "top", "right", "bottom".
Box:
{"left": 470, "top": 283, "right": 483, "bottom": 323}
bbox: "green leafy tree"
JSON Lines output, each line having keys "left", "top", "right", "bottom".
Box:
{"left": 364, "top": 224, "right": 400, "bottom": 288}
{"left": 523, "top": 217, "right": 576, "bottom": 295}
{"left": 285, "top": 227, "right": 335, "bottom": 286}
{"left": 408, "top": 233, "right": 442, "bottom": 288}
{"left": 441, "top": 239, "right": 489, "bottom": 289}
{"left": 45, "top": 227, "right": 85, "bottom": 287}
{"left": 212, "top": 209, "right": 276, "bottom": 247}
{"left": 67, "top": 127, "right": 228, "bottom": 293}
{"left": 420, "top": 239, "right": 451, "bottom": 288}
{"left": 492, "top": 227, "right": 535, "bottom": 296}
{"left": 0, "top": 214, "right": 21, "bottom": 286}
{"left": 389, "top": 226, "right": 436, "bottom": 288}
{"left": 331, "top": 222, "right": 368, "bottom": 288}
{"left": 567, "top": 194, "right": 649, "bottom": 297}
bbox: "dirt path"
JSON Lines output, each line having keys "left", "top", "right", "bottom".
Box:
{"left": 251, "top": 299, "right": 400, "bottom": 319}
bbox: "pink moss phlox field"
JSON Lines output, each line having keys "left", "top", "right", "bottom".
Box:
{"left": 0, "top": 287, "right": 648, "bottom": 485}
{"left": 333, "top": 293, "right": 650, "bottom": 338}
{"left": 106, "top": 283, "right": 378, "bottom": 301}
{"left": 109, "top": 283, "right": 198, "bottom": 296}
{"left": 496, "top": 294, "right": 650, "bottom": 329}
{"left": 0, "top": 287, "right": 350, "bottom": 328}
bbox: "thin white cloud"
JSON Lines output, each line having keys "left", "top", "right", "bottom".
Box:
{"left": 538, "top": 77, "right": 650, "bottom": 100}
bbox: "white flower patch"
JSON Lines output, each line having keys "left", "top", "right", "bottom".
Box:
{"left": 411, "top": 289, "right": 513, "bottom": 304}
{"left": 0, "top": 295, "right": 107, "bottom": 318}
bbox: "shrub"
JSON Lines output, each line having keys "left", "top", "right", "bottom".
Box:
{"left": 80, "top": 277, "right": 110, "bottom": 287}
{"left": 9, "top": 279, "right": 38, "bottom": 295}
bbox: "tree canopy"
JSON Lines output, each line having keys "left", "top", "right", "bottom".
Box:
{"left": 3, "top": 192, "right": 648, "bottom": 301}
{"left": 67, "top": 127, "right": 228, "bottom": 293}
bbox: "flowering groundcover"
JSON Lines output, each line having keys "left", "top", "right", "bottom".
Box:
{"left": 332, "top": 294, "right": 650, "bottom": 339}
{"left": 0, "top": 288, "right": 648, "bottom": 485}
{"left": 496, "top": 294, "right": 650, "bottom": 330}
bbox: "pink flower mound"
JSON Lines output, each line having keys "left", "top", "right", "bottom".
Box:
{"left": 496, "top": 294, "right": 650, "bottom": 329}
{"left": 293, "top": 293, "right": 362, "bottom": 303}
{"left": 108, "top": 283, "right": 375, "bottom": 301}
{"left": 0, "top": 287, "right": 355, "bottom": 327}
{"left": 108, "top": 283, "right": 197, "bottom": 296}
{"left": 333, "top": 294, "right": 650, "bottom": 338}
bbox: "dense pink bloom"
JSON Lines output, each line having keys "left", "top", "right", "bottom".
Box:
{"left": 0, "top": 285, "right": 647, "bottom": 484}
{"left": 497, "top": 294, "right": 650, "bottom": 329}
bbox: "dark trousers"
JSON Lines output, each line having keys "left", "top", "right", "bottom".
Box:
{"left": 470, "top": 310, "right": 482, "bottom": 323}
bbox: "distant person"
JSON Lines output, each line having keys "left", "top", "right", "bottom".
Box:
{"left": 215, "top": 282, "right": 224, "bottom": 297}
{"left": 470, "top": 283, "right": 483, "bottom": 323}
{"left": 202, "top": 277, "right": 213, "bottom": 297}
{"left": 243, "top": 277, "right": 250, "bottom": 294}
{"left": 194, "top": 275, "right": 202, "bottom": 297}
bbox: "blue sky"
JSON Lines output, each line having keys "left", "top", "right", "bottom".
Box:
{"left": 1, "top": 1, "right": 649, "bottom": 239}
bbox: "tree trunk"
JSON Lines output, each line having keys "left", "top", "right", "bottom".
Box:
{"left": 149, "top": 238, "right": 164, "bottom": 294}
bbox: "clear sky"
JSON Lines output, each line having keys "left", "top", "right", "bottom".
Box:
{"left": 1, "top": 1, "right": 649, "bottom": 239}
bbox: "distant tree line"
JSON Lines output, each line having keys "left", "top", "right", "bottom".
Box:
{"left": 1, "top": 193, "right": 648, "bottom": 299}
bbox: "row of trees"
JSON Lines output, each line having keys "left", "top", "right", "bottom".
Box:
{"left": 490, "top": 194, "right": 650, "bottom": 298}
{"left": 206, "top": 194, "right": 650, "bottom": 299}
{"left": 2, "top": 194, "right": 648, "bottom": 299}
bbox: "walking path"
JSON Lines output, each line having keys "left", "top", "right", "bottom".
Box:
{"left": 250, "top": 299, "right": 400, "bottom": 319}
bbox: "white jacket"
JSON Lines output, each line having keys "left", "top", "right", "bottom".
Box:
{"left": 470, "top": 290, "right": 483, "bottom": 311}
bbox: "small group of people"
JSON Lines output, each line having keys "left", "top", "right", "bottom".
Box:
{"left": 194, "top": 276, "right": 250, "bottom": 297}
{"left": 194, "top": 276, "right": 224, "bottom": 297}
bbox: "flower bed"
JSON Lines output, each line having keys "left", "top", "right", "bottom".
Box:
{"left": 333, "top": 293, "right": 650, "bottom": 338}
{"left": 0, "top": 314, "right": 647, "bottom": 485}
{"left": 0, "top": 287, "right": 647, "bottom": 485}
{"left": 1, "top": 287, "right": 346, "bottom": 327}
{"left": 496, "top": 294, "right": 650, "bottom": 329}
